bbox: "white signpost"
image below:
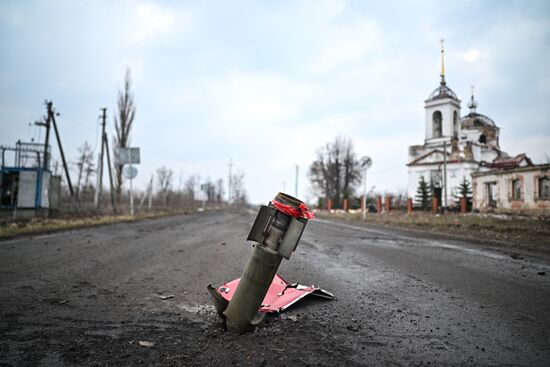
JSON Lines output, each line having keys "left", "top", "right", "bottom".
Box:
{"left": 200, "top": 183, "right": 208, "bottom": 211}
{"left": 117, "top": 147, "right": 140, "bottom": 216}
{"left": 360, "top": 156, "right": 372, "bottom": 219}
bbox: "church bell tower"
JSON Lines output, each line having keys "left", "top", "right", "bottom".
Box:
{"left": 424, "top": 39, "right": 461, "bottom": 143}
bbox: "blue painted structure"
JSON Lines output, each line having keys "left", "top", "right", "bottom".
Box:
{"left": 0, "top": 141, "right": 51, "bottom": 209}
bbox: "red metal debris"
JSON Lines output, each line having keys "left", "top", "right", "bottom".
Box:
{"left": 215, "top": 273, "right": 334, "bottom": 313}
{"left": 271, "top": 199, "right": 315, "bottom": 219}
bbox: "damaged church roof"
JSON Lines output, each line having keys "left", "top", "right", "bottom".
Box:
{"left": 461, "top": 112, "right": 497, "bottom": 128}
{"left": 427, "top": 82, "right": 459, "bottom": 102}
{"left": 461, "top": 92, "right": 497, "bottom": 128}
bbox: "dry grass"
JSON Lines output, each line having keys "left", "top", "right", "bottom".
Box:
{"left": 320, "top": 210, "right": 550, "bottom": 255}
{"left": 0, "top": 209, "right": 194, "bottom": 240}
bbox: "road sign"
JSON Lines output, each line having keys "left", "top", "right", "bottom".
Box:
{"left": 116, "top": 147, "right": 140, "bottom": 165}
{"left": 123, "top": 165, "right": 138, "bottom": 179}
{"left": 360, "top": 156, "right": 372, "bottom": 169}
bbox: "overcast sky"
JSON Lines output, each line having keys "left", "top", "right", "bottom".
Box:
{"left": 1, "top": 0, "right": 549, "bottom": 204}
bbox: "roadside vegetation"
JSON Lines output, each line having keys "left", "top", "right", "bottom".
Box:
{"left": 0, "top": 209, "right": 196, "bottom": 240}
{"left": 319, "top": 210, "right": 550, "bottom": 255}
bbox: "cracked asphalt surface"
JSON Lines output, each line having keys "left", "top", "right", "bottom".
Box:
{"left": 1, "top": 209, "right": 549, "bottom": 366}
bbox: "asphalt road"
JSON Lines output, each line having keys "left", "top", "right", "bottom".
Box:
{"left": 1, "top": 209, "right": 549, "bottom": 366}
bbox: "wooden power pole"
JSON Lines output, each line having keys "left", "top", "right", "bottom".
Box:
{"left": 44, "top": 101, "right": 79, "bottom": 209}
{"left": 94, "top": 108, "right": 117, "bottom": 214}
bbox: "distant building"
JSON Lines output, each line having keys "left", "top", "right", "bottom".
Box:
{"left": 472, "top": 165, "right": 550, "bottom": 213}
{"left": 407, "top": 43, "right": 530, "bottom": 208}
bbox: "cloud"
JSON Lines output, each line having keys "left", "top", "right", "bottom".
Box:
{"left": 194, "top": 70, "right": 318, "bottom": 132}
{"left": 463, "top": 48, "right": 481, "bottom": 62}
{"left": 310, "top": 20, "right": 383, "bottom": 75}
{"left": 131, "top": 2, "right": 190, "bottom": 42}
{"left": 209, "top": 71, "right": 296, "bottom": 124}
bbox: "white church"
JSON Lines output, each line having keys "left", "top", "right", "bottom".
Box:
{"left": 407, "top": 44, "right": 531, "bottom": 207}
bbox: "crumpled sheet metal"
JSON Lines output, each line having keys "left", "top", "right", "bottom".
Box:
{"left": 215, "top": 273, "right": 335, "bottom": 313}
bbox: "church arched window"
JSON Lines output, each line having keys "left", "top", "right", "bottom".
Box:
{"left": 479, "top": 134, "right": 487, "bottom": 144}
{"left": 433, "top": 111, "right": 442, "bottom": 138}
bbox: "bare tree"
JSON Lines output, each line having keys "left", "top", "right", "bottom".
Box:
{"left": 157, "top": 166, "right": 173, "bottom": 206}
{"left": 82, "top": 152, "right": 96, "bottom": 200}
{"left": 75, "top": 141, "right": 94, "bottom": 200}
{"left": 216, "top": 178, "right": 224, "bottom": 203}
{"left": 309, "top": 136, "right": 361, "bottom": 208}
{"left": 230, "top": 172, "right": 247, "bottom": 204}
{"left": 184, "top": 175, "right": 199, "bottom": 201}
{"left": 201, "top": 178, "right": 215, "bottom": 202}
{"left": 113, "top": 68, "right": 136, "bottom": 197}
{"left": 342, "top": 139, "right": 362, "bottom": 201}
{"left": 198, "top": 177, "right": 226, "bottom": 204}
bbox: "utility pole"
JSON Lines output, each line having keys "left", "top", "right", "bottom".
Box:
{"left": 94, "top": 156, "right": 101, "bottom": 206}
{"left": 228, "top": 159, "right": 233, "bottom": 205}
{"left": 129, "top": 160, "right": 134, "bottom": 216}
{"left": 94, "top": 108, "right": 117, "bottom": 214}
{"left": 94, "top": 109, "right": 107, "bottom": 208}
{"left": 104, "top": 134, "right": 117, "bottom": 214}
{"left": 147, "top": 174, "right": 153, "bottom": 210}
{"left": 34, "top": 120, "right": 50, "bottom": 169}
{"left": 43, "top": 101, "right": 78, "bottom": 209}
{"left": 35, "top": 116, "right": 51, "bottom": 169}
{"left": 443, "top": 140, "right": 448, "bottom": 209}
{"left": 363, "top": 168, "right": 367, "bottom": 219}
{"left": 294, "top": 164, "right": 299, "bottom": 198}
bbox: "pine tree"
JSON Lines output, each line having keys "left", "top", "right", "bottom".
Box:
{"left": 454, "top": 176, "right": 473, "bottom": 211}
{"left": 414, "top": 176, "right": 432, "bottom": 210}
